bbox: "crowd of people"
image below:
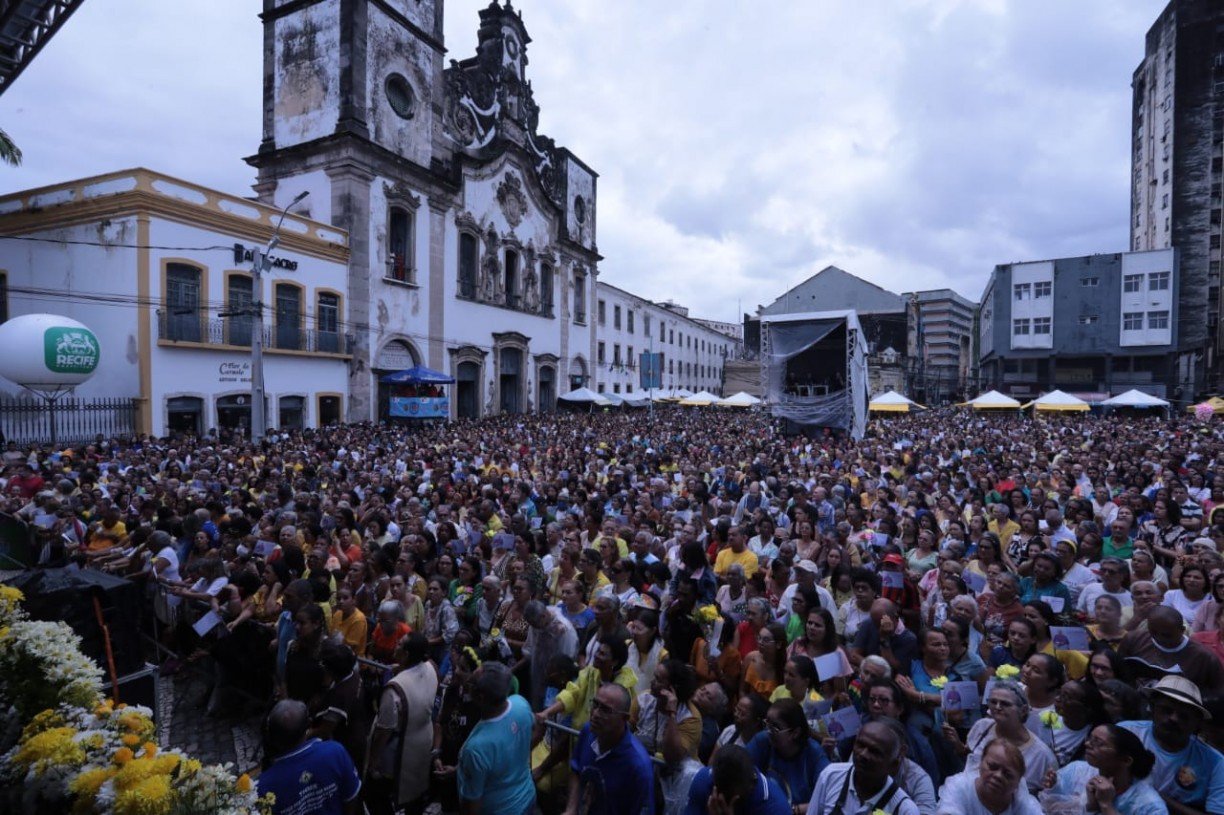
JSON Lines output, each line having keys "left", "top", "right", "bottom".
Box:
{"left": 4, "top": 404, "right": 1224, "bottom": 815}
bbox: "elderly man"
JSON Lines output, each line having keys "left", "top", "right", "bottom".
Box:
{"left": 1120, "top": 676, "right": 1224, "bottom": 815}
{"left": 257, "top": 700, "right": 361, "bottom": 815}
{"left": 522, "top": 600, "right": 579, "bottom": 709}
{"left": 565, "top": 683, "right": 655, "bottom": 815}
{"left": 457, "top": 663, "right": 536, "bottom": 815}
{"left": 851, "top": 599, "right": 918, "bottom": 677}
{"left": 807, "top": 721, "right": 921, "bottom": 815}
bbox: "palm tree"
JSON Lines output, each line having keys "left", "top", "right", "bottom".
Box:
{"left": 0, "top": 127, "right": 22, "bottom": 166}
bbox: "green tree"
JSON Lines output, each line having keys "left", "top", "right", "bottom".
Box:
{"left": 0, "top": 127, "right": 22, "bottom": 166}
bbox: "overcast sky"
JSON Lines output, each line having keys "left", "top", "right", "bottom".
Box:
{"left": 0, "top": 0, "right": 1170, "bottom": 323}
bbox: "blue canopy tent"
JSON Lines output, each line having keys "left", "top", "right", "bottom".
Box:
{"left": 380, "top": 365, "right": 456, "bottom": 385}
{"left": 380, "top": 366, "right": 454, "bottom": 419}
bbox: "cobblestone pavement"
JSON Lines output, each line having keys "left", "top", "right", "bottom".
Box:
{"left": 156, "top": 667, "right": 262, "bottom": 772}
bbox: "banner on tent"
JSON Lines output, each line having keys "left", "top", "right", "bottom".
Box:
{"left": 389, "top": 397, "right": 449, "bottom": 418}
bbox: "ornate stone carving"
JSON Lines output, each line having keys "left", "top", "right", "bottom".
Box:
{"left": 481, "top": 226, "right": 501, "bottom": 302}
{"left": 382, "top": 181, "right": 421, "bottom": 210}
{"left": 496, "top": 172, "right": 528, "bottom": 228}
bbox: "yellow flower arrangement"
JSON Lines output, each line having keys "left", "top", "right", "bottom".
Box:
{"left": 68, "top": 765, "right": 116, "bottom": 804}
{"left": 115, "top": 773, "right": 173, "bottom": 815}
{"left": 995, "top": 664, "right": 1020, "bottom": 680}
{"left": 695, "top": 605, "right": 720, "bottom": 625}
{"left": 12, "top": 726, "right": 86, "bottom": 775}
{"left": 1039, "top": 710, "right": 1063, "bottom": 730}
{"left": 929, "top": 676, "right": 948, "bottom": 689}
{"left": 0, "top": 590, "right": 276, "bottom": 815}
{"left": 20, "top": 709, "right": 65, "bottom": 742}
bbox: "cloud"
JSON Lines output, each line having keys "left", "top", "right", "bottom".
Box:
{"left": 0, "top": 0, "right": 1171, "bottom": 321}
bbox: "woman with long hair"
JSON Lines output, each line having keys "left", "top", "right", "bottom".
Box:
{"left": 626, "top": 607, "right": 668, "bottom": 692}
{"left": 741, "top": 621, "right": 788, "bottom": 699}
{"left": 1023, "top": 600, "right": 1089, "bottom": 681}
{"left": 1043, "top": 723, "right": 1165, "bottom": 815}
{"left": 1192, "top": 570, "right": 1224, "bottom": 633}
{"left": 1165, "top": 564, "right": 1211, "bottom": 626}
{"left": 712, "top": 692, "right": 770, "bottom": 760}
{"left": 743, "top": 698, "right": 830, "bottom": 811}
{"left": 786, "top": 607, "right": 850, "bottom": 694}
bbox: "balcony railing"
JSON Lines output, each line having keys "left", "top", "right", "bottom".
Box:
{"left": 156, "top": 309, "right": 351, "bottom": 355}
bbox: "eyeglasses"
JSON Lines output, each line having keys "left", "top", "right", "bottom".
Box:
{"left": 987, "top": 699, "right": 1016, "bottom": 709}
{"left": 867, "top": 695, "right": 895, "bottom": 707}
{"left": 765, "top": 720, "right": 794, "bottom": 735}
{"left": 1083, "top": 736, "right": 1114, "bottom": 750}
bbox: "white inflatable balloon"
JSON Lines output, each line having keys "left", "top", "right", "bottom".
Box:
{"left": 0, "top": 313, "right": 101, "bottom": 389}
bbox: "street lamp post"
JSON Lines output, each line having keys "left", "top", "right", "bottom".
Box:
{"left": 251, "top": 190, "right": 309, "bottom": 443}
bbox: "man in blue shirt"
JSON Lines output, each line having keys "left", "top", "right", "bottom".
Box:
{"left": 566, "top": 683, "right": 655, "bottom": 815}
{"left": 1120, "top": 675, "right": 1224, "bottom": 815}
{"left": 457, "top": 663, "right": 536, "bottom": 815}
{"left": 685, "top": 745, "right": 790, "bottom": 815}
{"left": 257, "top": 700, "right": 361, "bottom": 815}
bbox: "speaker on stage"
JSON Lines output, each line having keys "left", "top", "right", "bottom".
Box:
{"left": 3, "top": 567, "right": 146, "bottom": 677}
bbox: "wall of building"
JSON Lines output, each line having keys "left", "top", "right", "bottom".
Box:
{"left": 594, "top": 284, "right": 734, "bottom": 395}
{"left": 0, "top": 170, "right": 352, "bottom": 437}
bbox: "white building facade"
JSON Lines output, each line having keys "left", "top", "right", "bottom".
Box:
{"left": 0, "top": 169, "right": 351, "bottom": 436}
{"left": 248, "top": 0, "right": 598, "bottom": 421}
{"left": 593, "top": 283, "right": 734, "bottom": 395}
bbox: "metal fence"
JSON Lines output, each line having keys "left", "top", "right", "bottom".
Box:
{"left": 0, "top": 395, "right": 138, "bottom": 445}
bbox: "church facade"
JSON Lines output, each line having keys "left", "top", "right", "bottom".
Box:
{"left": 248, "top": 0, "right": 600, "bottom": 421}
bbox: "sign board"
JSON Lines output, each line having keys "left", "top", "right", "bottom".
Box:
{"left": 44, "top": 327, "right": 100, "bottom": 375}
{"left": 639, "top": 352, "right": 663, "bottom": 390}
{"left": 218, "top": 361, "right": 252, "bottom": 384}
{"left": 389, "top": 396, "right": 449, "bottom": 418}
{"left": 0, "top": 314, "right": 102, "bottom": 388}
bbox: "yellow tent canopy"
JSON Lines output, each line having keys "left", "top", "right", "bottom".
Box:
{"left": 1187, "top": 396, "right": 1224, "bottom": 414}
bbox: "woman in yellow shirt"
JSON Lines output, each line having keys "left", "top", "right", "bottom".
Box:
{"left": 330, "top": 586, "right": 368, "bottom": 656}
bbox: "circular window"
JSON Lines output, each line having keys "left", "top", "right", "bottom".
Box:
{"left": 574, "top": 196, "right": 586, "bottom": 225}
{"left": 385, "top": 74, "right": 416, "bottom": 120}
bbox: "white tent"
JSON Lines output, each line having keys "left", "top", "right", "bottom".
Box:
{"left": 1024, "top": 390, "right": 1090, "bottom": 412}
{"left": 558, "top": 386, "right": 611, "bottom": 406}
{"left": 868, "top": 390, "right": 925, "bottom": 412}
{"left": 680, "top": 390, "right": 720, "bottom": 406}
{"left": 1101, "top": 388, "right": 1169, "bottom": 408}
{"left": 717, "top": 391, "right": 762, "bottom": 407}
{"left": 960, "top": 390, "right": 1021, "bottom": 410}
{"left": 673, "top": 388, "right": 694, "bottom": 399}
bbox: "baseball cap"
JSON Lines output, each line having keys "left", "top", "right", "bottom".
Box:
{"left": 794, "top": 559, "right": 819, "bottom": 574}
{"left": 882, "top": 553, "right": 905, "bottom": 567}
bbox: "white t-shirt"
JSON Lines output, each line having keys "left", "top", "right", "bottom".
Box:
{"left": 1075, "top": 582, "right": 1133, "bottom": 616}
{"left": 935, "top": 770, "right": 1043, "bottom": 815}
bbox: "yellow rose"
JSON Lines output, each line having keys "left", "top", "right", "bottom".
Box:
{"left": 996, "top": 664, "right": 1020, "bottom": 680}
{"left": 930, "top": 676, "right": 948, "bottom": 689}
{"left": 237, "top": 773, "right": 253, "bottom": 793}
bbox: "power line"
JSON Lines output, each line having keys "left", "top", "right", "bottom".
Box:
{"left": 0, "top": 234, "right": 236, "bottom": 252}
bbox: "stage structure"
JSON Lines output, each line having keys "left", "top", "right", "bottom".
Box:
{"left": 760, "top": 309, "right": 869, "bottom": 439}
